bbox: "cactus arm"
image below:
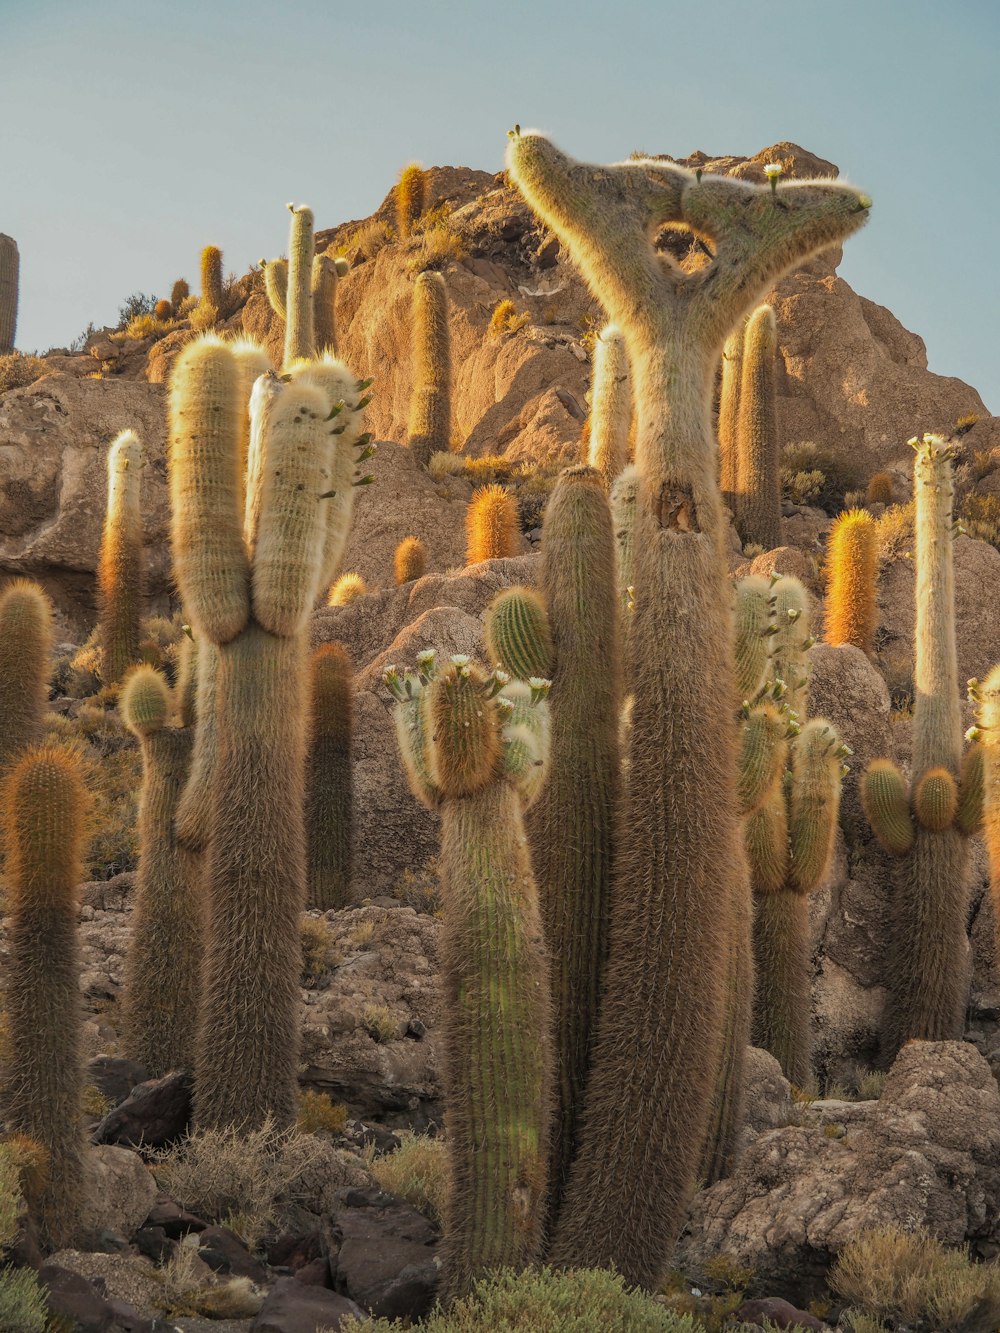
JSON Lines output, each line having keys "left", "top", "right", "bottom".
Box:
{"left": 768, "top": 576, "right": 812, "bottom": 717}
{"left": 861, "top": 759, "right": 914, "bottom": 855}
{"left": 587, "top": 325, "right": 632, "bottom": 489}
{"left": 311, "top": 254, "right": 340, "bottom": 355}
{"left": 0, "top": 581, "right": 54, "bottom": 774}
{"left": 175, "top": 638, "right": 219, "bottom": 853}
{"left": 263, "top": 257, "right": 288, "bottom": 320}
{"left": 98, "top": 429, "right": 144, "bottom": 684}
{"left": 499, "top": 682, "right": 551, "bottom": 808}
{"left": 955, "top": 743, "right": 984, "bottom": 836}
{"left": 609, "top": 464, "right": 638, "bottom": 625}
{"left": 283, "top": 204, "right": 316, "bottom": 368}
{"left": 244, "top": 370, "right": 284, "bottom": 560}
{"left": 230, "top": 340, "right": 273, "bottom": 480}
{"left": 737, "top": 701, "right": 788, "bottom": 815}
{"left": 485, "top": 586, "right": 555, "bottom": 681}
{"left": 734, "top": 574, "right": 772, "bottom": 701}
{"left": 735, "top": 305, "right": 781, "bottom": 552}
{"left": 385, "top": 660, "right": 440, "bottom": 810}
{"left": 912, "top": 766, "right": 959, "bottom": 832}
{"left": 717, "top": 318, "right": 746, "bottom": 508}
{"left": 744, "top": 784, "right": 790, "bottom": 892}
{"left": 788, "top": 720, "right": 843, "bottom": 893}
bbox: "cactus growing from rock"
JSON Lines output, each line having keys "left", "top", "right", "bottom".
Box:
{"left": 824, "top": 508, "right": 878, "bottom": 655}
{"left": 867, "top": 471, "right": 894, "bottom": 506}
{"left": 168, "top": 332, "right": 367, "bottom": 1130}
{"left": 199, "top": 245, "right": 224, "bottom": 320}
{"left": 328, "top": 572, "right": 368, "bottom": 607}
{"left": 717, "top": 318, "right": 746, "bottom": 510}
{"left": 407, "top": 271, "right": 452, "bottom": 467}
{"left": 466, "top": 484, "right": 518, "bottom": 563}
{"left": 306, "top": 643, "right": 353, "bottom": 911}
{"left": 0, "top": 580, "right": 53, "bottom": 776}
{"left": 386, "top": 652, "right": 552, "bottom": 1301}
{"left": 97, "top": 430, "right": 144, "bottom": 685}
{"left": 170, "top": 278, "right": 189, "bottom": 314}
{"left": 120, "top": 666, "right": 201, "bottom": 1076}
{"left": 0, "top": 234, "right": 19, "bottom": 353}
{"left": 507, "top": 128, "right": 870, "bottom": 1286}
{"left": 3, "top": 745, "right": 88, "bottom": 1247}
{"left": 396, "top": 162, "right": 428, "bottom": 238}
{"left": 394, "top": 536, "right": 427, "bottom": 585}
{"left": 587, "top": 325, "right": 631, "bottom": 489}
{"left": 735, "top": 305, "right": 781, "bottom": 552}
{"left": 861, "top": 435, "right": 982, "bottom": 1049}
{"left": 485, "top": 586, "right": 554, "bottom": 682}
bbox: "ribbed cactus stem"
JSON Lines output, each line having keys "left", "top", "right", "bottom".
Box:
{"left": 979, "top": 666, "right": 1000, "bottom": 947}
{"left": 312, "top": 254, "right": 346, "bottom": 355}
{"left": 507, "top": 129, "right": 869, "bottom": 1286}
{"left": 734, "top": 574, "right": 772, "bottom": 700}
{"left": 0, "top": 580, "right": 53, "bottom": 775}
{"left": 396, "top": 163, "right": 427, "bottom": 238}
{"left": 528, "top": 466, "right": 621, "bottom": 1227}
{"left": 175, "top": 638, "right": 219, "bottom": 854}
{"left": 752, "top": 889, "right": 812, "bottom": 1088}
{"left": 407, "top": 271, "right": 452, "bottom": 467}
{"left": 394, "top": 536, "right": 427, "bottom": 586}
{"left": 3, "top": 745, "right": 87, "bottom": 1247}
{"left": 735, "top": 305, "right": 781, "bottom": 552}
{"left": 263, "top": 258, "right": 288, "bottom": 321}
{"left": 0, "top": 234, "right": 19, "bottom": 352}
{"left": 737, "top": 702, "right": 788, "bottom": 814}
{"left": 284, "top": 204, "right": 316, "bottom": 369}
{"left": 120, "top": 667, "right": 201, "bottom": 1077}
{"left": 230, "top": 341, "right": 272, "bottom": 479}
{"left": 466, "top": 485, "right": 518, "bottom": 563}
{"left": 306, "top": 643, "right": 353, "bottom": 911}
{"left": 170, "top": 278, "right": 189, "bottom": 314}
{"left": 609, "top": 464, "right": 638, "bottom": 627}
{"left": 824, "top": 508, "right": 878, "bottom": 655}
{"left": 485, "top": 586, "right": 554, "bottom": 681}
{"left": 97, "top": 430, "right": 144, "bottom": 685}
{"left": 861, "top": 759, "right": 914, "bottom": 854}
{"left": 200, "top": 245, "right": 223, "bottom": 314}
{"left": 718, "top": 318, "right": 745, "bottom": 509}
{"left": 587, "top": 325, "right": 631, "bottom": 489}
{"left": 788, "top": 720, "right": 843, "bottom": 892}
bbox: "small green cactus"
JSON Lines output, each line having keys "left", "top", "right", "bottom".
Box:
{"left": 407, "top": 270, "right": 452, "bottom": 467}
{"left": 0, "top": 580, "right": 53, "bottom": 776}
{"left": 485, "top": 586, "right": 554, "bottom": 682}
{"left": 0, "top": 234, "right": 19, "bottom": 353}
{"left": 306, "top": 643, "right": 353, "bottom": 911}
{"left": 97, "top": 430, "right": 145, "bottom": 685}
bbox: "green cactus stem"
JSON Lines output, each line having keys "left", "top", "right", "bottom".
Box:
{"left": 485, "top": 586, "right": 554, "bottom": 682}
{"left": 407, "top": 271, "right": 452, "bottom": 467}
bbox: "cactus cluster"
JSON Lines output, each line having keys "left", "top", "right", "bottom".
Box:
{"left": 263, "top": 205, "right": 351, "bottom": 366}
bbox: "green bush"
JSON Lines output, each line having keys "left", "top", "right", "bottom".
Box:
{"left": 367, "top": 1132, "right": 450, "bottom": 1226}
{"left": 781, "top": 441, "right": 864, "bottom": 515}
{"left": 0, "top": 353, "right": 46, "bottom": 396}
{"left": 0, "top": 1266, "right": 47, "bottom": 1333}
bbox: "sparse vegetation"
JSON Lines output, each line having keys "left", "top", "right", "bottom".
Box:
{"left": 781, "top": 440, "right": 865, "bottom": 514}
{"left": 296, "top": 1089, "right": 349, "bottom": 1136}
{"left": 361, "top": 1002, "right": 398, "bottom": 1043}
{"left": 367, "top": 1131, "right": 450, "bottom": 1224}
{"left": 0, "top": 352, "right": 45, "bottom": 394}
{"left": 300, "top": 916, "right": 339, "bottom": 986}
{"left": 488, "top": 298, "right": 530, "bottom": 337}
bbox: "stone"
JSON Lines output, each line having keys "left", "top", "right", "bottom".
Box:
{"left": 251, "top": 1277, "right": 365, "bottom": 1332}
{"left": 737, "top": 1296, "right": 829, "bottom": 1330}
{"left": 80, "top": 1145, "right": 158, "bottom": 1243}
{"left": 143, "top": 1192, "right": 209, "bottom": 1237}
{"left": 85, "top": 1054, "right": 149, "bottom": 1107}
{"left": 93, "top": 1069, "right": 193, "bottom": 1149}
{"left": 38, "top": 1263, "right": 115, "bottom": 1332}
{"left": 48, "top": 1248, "right": 164, "bottom": 1318}
{"left": 197, "top": 1225, "right": 269, "bottom": 1283}
{"left": 740, "top": 1046, "right": 792, "bottom": 1146}
{"left": 329, "top": 1186, "right": 440, "bottom": 1320}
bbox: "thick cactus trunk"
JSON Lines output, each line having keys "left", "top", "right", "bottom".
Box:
{"left": 752, "top": 888, "right": 813, "bottom": 1088}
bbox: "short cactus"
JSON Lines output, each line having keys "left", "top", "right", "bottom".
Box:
{"left": 154, "top": 298, "right": 172, "bottom": 321}
{"left": 395, "top": 162, "right": 428, "bottom": 238}
{"left": 120, "top": 666, "right": 202, "bottom": 1076}
{"left": 586, "top": 325, "right": 631, "bottom": 489}
{"left": 860, "top": 436, "right": 981, "bottom": 1049}
{"left": 328, "top": 572, "right": 368, "bottom": 607}
{"left": 466, "top": 484, "right": 518, "bottom": 563}
{"left": 306, "top": 643, "right": 353, "bottom": 911}
{"left": 0, "top": 581, "right": 53, "bottom": 775}
{"left": 170, "top": 278, "right": 189, "bottom": 314}
{"left": 394, "top": 536, "right": 427, "bottom": 586}
{"left": 3, "top": 745, "right": 88, "bottom": 1247}
{"left": 867, "top": 471, "right": 894, "bottom": 505}
{"left": 824, "top": 508, "right": 878, "bottom": 655}
{"left": 407, "top": 271, "right": 452, "bottom": 467}
{"left": 97, "top": 430, "right": 144, "bottom": 685}
{"left": 386, "top": 653, "right": 552, "bottom": 1301}
{"left": 735, "top": 305, "right": 781, "bottom": 552}
{"left": 485, "top": 586, "right": 554, "bottom": 682}
{"left": 0, "top": 234, "right": 19, "bottom": 353}
{"left": 199, "top": 244, "right": 224, "bottom": 321}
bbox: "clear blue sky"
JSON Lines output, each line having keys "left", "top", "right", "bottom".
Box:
{"left": 4, "top": 0, "right": 997, "bottom": 411}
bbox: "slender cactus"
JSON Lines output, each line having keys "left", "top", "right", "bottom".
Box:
{"left": 170, "top": 278, "right": 189, "bottom": 315}
{"left": 824, "top": 508, "right": 878, "bottom": 655}
{"left": 735, "top": 305, "right": 781, "bottom": 552}
{"left": 0, "top": 581, "right": 53, "bottom": 776}
{"left": 718, "top": 318, "right": 746, "bottom": 510}
{"left": 306, "top": 644, "right": 353, "bottom": 911}
{"left": 396, "top": 163, "right": 428, "bottom": 238}
{"left": 312, "top": 253, "right": 349, "bottom": 354}
{"left": 97, "top": 430, "right": 144, "bottom": 685}
{"left": 407, "top": 271, "right": 452, "bottom": 466}
{"left": 200, "top": 245, "right": 224, "bottom": 319}
{"left": 284, "top": 204, "right": 316, "bottom": 368}
{"left": 507, "top": 129, "right": 869, "bottom": 1286}
{"left": 587, "top": 325, "right": 631, "bottom": 489}
{"left": 0, "top": 234, "right": 19, "bottom": 353}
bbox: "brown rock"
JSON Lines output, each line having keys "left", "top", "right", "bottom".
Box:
{"left": 80, "top": 1145, "right": 158, "bottom": 1242}
{"left": 252, "top": 1276, "right": 365, "bottom": 1332}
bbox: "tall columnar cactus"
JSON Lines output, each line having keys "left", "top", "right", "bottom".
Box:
{"left": 497, "top": 466, "right": 620, "bottom": 1225}
{"left": 587, "top": 325, "right": 631, "bottom": 489}
{"left": 306, "top": 643, "right": 353, "bottom": 911}
{"left": 120, "top": 666, "right": 201, "bottom": 1077}
{"left": 977, "top": 666, "right": 1000, "bottom": 946}
{"left": 284, "top": 204, "right": 315, "bottom": 368}
{"left": 385, "top": 652, "right": 552, "bottom": 1301}
{"left": 507, "top": 129, "right": 870, "bottom": 1286}
{"left": 466, "top": 484, "right": 518, "bottom": 563}
{"left": 861, "top": 435, "right": 982, "bottom": 1048}
{"left": 168, "top": 333, "right": 367, "bottom": 1130}
{"left": 717, "top": 317, "right": 746, "bottom": 510}
{"left": 0, "top": 580, "right": 53, "bottom": 775}
{"left": 312, "top": 253, "right": 349, "bottom": 355}
{"left": 742, "top": 576, "right": 848, "bottom": 1088}
{"left": 407, "top": 270, "right": 452, "bottom": 467}
{"left": 200, "top": 245, "right": 224, "bottom": 318}
{"left": 3, "top": 745, "right": 88, "bottom": 1247}
{"left": 824, "top": 508, "right": 878, "bottom": 655}
{"left": 396, "top": 162, "right": 428, "bottom": 238}
{"left": 0, "top": 234, "right": 19, "bottom": 353}
{"left": 394, "top": 535, "right": 427, "bottom": 585}
{"left": 735, "top": 304, "right": 781, "bottom": 552}
{"left": 97, "top": 430, "right": 144, "bottom": 685}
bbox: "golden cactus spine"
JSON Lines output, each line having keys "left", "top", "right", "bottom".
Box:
{"left": 824, "top": 508, "right": 878, "bottom": 654}
{"left": 386, "top": 654, "right": 552, "bottom": 1301}
{"left": 407, "top": 270, "right": 452, "bottom": 467}
{"left": 867, "top": 471, "right": 893, "bottom": 505}
{"left": 394, "top": 535, "right": 427, "bottom": 585}
{"left": 120, "top": 666, "right": 202, "bottom": 1077}
{"left": 396, "top": 162, "right": 428, "bottom": 238}
{"left": 978, "top": 667, "right": 1000, "bottom": 953}
{"left": 0, "top": 580, "right": 53, "bottom": 775}
{"left": 200, "top": 245, "right": 224, "bottom": 318}
{"left": 507, "top": 129, "right": 869, "bottom": 1287}
{"left": 0, "top": 234, "right": 18, "bottom": 353}
{"left": 466, "top": 484, "right": 518, "bottom": 563}
{"left": 587, "top": 325, "right": 631, "bottom": 489}
{"left": 3, "top": 745, "right": 88, "bottom": 1247}
{"left": 170, "top": 278, "right": 189, "bottom": 314}
{"left": 735, "top": 304, "right": 781, "bottom": 552}
{"left": 97, "top": 430, "right": 144, "bottom": 685}
{"left": 328, "top": 572, "right": 368, "bottom": 606}
{"left": 717, "top": 317, "right": 746, "bottom": 509}
{"left": 306, "top": 643, "right": 353, "bottom": 911}
{"left": 284, "top": 204, "right": 316, "bottom": 368}
{"left": 167, "top": 334, "right": 367, "bottom": 1130}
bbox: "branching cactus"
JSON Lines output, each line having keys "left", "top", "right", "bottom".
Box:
{"left": 735, "top": 305, "right": 781, "bottom": 552}
{"left": 306, "top": 643, "right": 353, "bottom": 911}
{"left": 0, "top": 234, "right": 18, "bottom": 353}
{"left": 263, "top": 207, "right": 352, "bottom": 367}
{"left": 861, "top": 435, "right": 982, "bottom": 1048}
{"left": 168, "top": 332, "right": 368, "bottom": 1130}
{"left": 0, "top": 580, "right": 53, "bottom": 775}
{"left": 507, "top": 129, "right": 869, "bottom": 1286}
{"left": 824, "top": 508, "right": 878, "bottom": 655}
{"left": 587, "top": 325, "right": 632, "bottom": 489}
{"left": 717, "top": 316, "right": 747, "bottom": 510}
{"left": 407, "top": 270, "right": 452, "bottom": 467}
{"left": 3, "top": 744, "right": 88, "bottom": 1248}
{"left": 120, "top": 665, "right": 201, "bottom": 1077}
{"left": 97, "top": 430, "right": 144, "bottom": 685}
{"left": 385, "top": 652, "right": 552, "bottom": 1301}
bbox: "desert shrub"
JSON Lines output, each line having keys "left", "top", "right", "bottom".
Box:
{"left": 427, "top": 451, "right": 466, "bottom": 481}
{"left": 159, "top": 1246, "right": 261, "bottom": 1319}
{"left": 339, "top": 218, "right": 394, "bottom": 260}
{"left": 959, "top": 493, "right": 1000, "bottom": 549}
{"left": 176, "top": 294, "right": 199, "bottom": 318}
{"left": 362, "top": 1003, "right": 398, "bottom": 1044}
{"left": 116, "top": 292, "right": 157, "bottom": 328}
{"left": 353, "top": 1266, "right": 703, "bottom": 1331}
{"left": 969, "top": 449, "right": 997, "bottom": 482}
{"left": 874, "top": 502, "right": 914, "bottom": 563}
{"left": 391, "top": 858, "right": 442, "bottom": 914}
{"left": 408, "top": 220, "right": 469, "bottom": 274}
{"left": 300, "top": 917, "right": 339, "bottom": 987}
{"left": 140, "top": 614, "right": 186, "bottom": 685}
{"left": 830, "top": 1226, "right": 1000, "bottom": 1331}
{"left": 346, "top": 918, "right": 375, "bottom": 949}
{"left": 0, "top": 353, "right": 46, "bottom": 395}
{"left": 152, "top": 1120, "right": 325, "bottom": 1251}
{"left": 296, "top": 1090, "right": 348, "bottom": 1137}
{"left": 0, "top": 1267, "right": 47, "bottom": 1333}
{"left": 784, "top": 468, "right": 824, "bottom": 505}
{"left": 856, "top": 1070, "right": 888, "bottom": 1100}
{"left": 781, "top": 441, "right": 864, "bottom": 515}
{"left": 119, "top": 312, "right": 182, "bottom": 342}
{"left": 67, "top": 321, "right": 97, "bottom": 353}
{"left": 81, "top": 1085, "right": 112, "bottom": 1118}
{"left": 367, "top": 1132, "right": 450, "bottom": 1225}
{"left": 954, "top": 413, "right": 979, "bottom": 436}
{"left": 489, "top": 299, "right": 530, "bottom": 338}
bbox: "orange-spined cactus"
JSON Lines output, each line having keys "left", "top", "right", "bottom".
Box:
{"left": 0, "top": 580, "right": 53, "bottom": 775}
{"left": 867, "top": 471, "right": 893, "bottom": 505}
{"left": 394, "top": 536, "right": 427, "bottom": 586}
{"left": 824, "top": 508, "right": 878, "bottom": 655}
{"left": 396, "top": 162, "right": 428, "bottom": 238}
{"left": 466, "top": 484, "right": 518, "bottom": 563}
